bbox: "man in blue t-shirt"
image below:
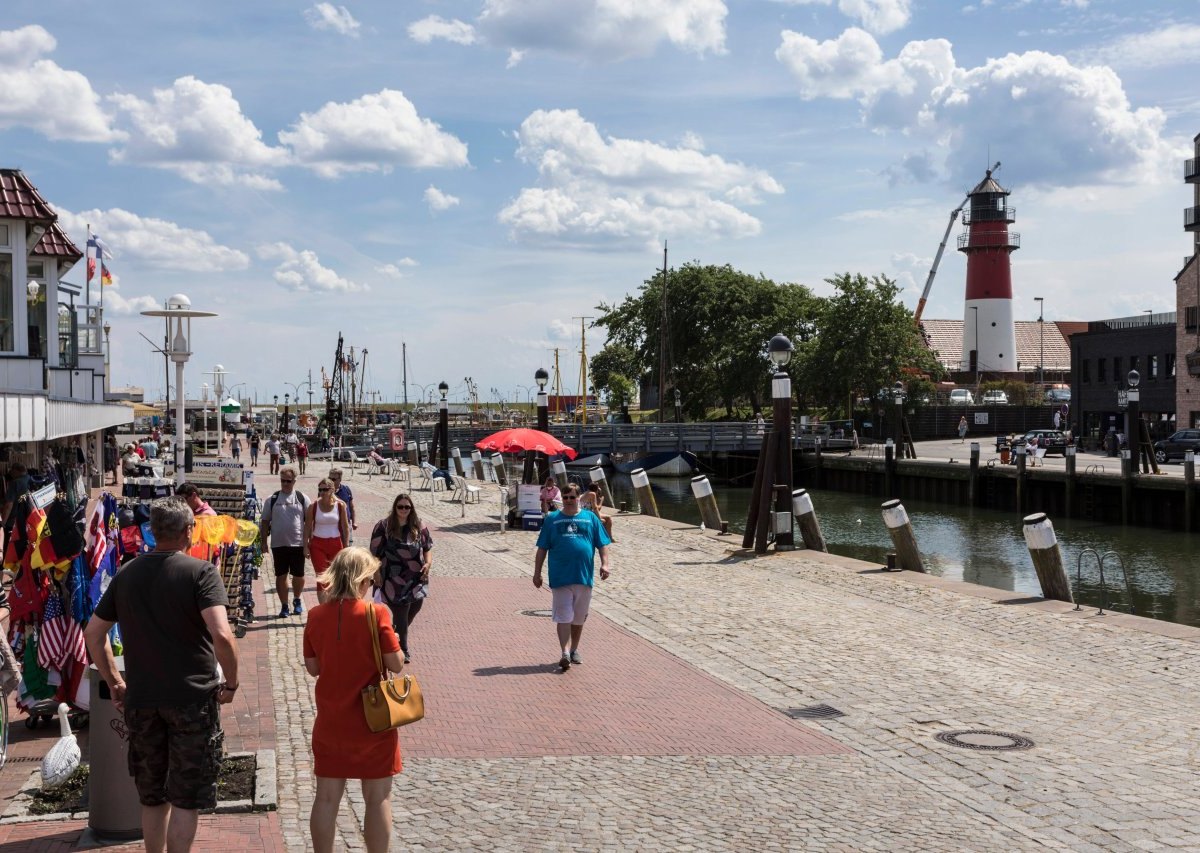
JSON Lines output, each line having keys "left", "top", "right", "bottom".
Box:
{"left": 533, "top": 482, "right": 612, "bottom": 671}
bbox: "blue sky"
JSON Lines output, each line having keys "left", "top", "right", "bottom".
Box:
{"left": 3, "top": 0, "right": 1198, "bottom": 406}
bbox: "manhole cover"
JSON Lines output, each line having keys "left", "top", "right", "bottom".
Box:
{"left": 518, "top": 609, "right": 553, "bottom": 618}
{"left": 785, "top": 704, "right": 846, "bottom": 720}
{"left": 934, "top": 730, "right": 1035, "bottom": 751}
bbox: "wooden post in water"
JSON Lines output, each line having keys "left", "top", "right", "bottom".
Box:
{"left": 881, "top": 499, "right": 924, "bottom": 573}
{"left": 631, "top": 468, "right": 659, "bottom": 518}
{"left": 490, "top": 453, "right": 508, "bottom": 486}
{"left": 470, "top": 449, "right": 485, "bottom": 480}
{"left": 968, "top": 441, "right": 980, "bottom": 505}
{"left": 690, "top": 476, "right": 724, "bottom": 531}
{"left": 590, "top": 466, "right": 615, "bottom": 511}
{"left": 1185, "top": 451, "right": 1195, "bottom": 533}
{"left": 551, "top": 458, "right": 569, "bottom": 491}
{"left": 741, "top": 432, "right": 770, "bottom": 550}
{"left": 450, "top": 447, "right": 465, "bottom": 477}
{"left": 1064, "top": 445, "right": 1076, "bottom": 519}
{"left": 884, "top": 439, "right": 896, "bottom": 498}
{"left": 1022, "top": 513, "right": 1073, "bottom": 603}
{"left": 1120, "top": 448, "right": 1132, "bottom": 525}
{"left": 791, "top": 488, "right": 827, "bottom": 552}
{"left": 1014, "top": 444, "right": 1026, "bottom": 514}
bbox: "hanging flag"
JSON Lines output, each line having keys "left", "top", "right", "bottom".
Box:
{"left": 101, "top": 261, "right": 113, "bottom": 286}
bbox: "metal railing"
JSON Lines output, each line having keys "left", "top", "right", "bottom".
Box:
{"left": 957, "top": 231, "right": 1020, "bottom": 250}
{"left": 1074, "top": 548, "right": 1135, "bottom": 616}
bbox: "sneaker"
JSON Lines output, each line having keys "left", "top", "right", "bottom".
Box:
{"left": 559, "top": 653, "right": 571, "bottom": 672}
{"left": 293, "top": 597, "right": 304, "bottom": 615}
{"left": 403, "top": 652, "right": 411, "bottom": 664}
{"left": 278, "top": 606, "right": 290, "bottom": 618}
{"left": 569, "top": 650, "right": 582, "bottom": 666}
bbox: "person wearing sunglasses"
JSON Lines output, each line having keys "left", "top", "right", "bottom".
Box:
{"left": 533, "top": 483, "right": 611, "bottom": 671}
{"left": 304, "top": 478, "right": 351, "bottom": 604}
{"left": 368, "top": 494, "right": 432, "bottom": 664}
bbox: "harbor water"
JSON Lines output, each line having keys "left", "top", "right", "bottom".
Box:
{"left": 602, "top": 474, "right": 1200, "bottom": 629}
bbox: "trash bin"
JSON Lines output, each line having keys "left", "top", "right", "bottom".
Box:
{"left": 88, "top": 659, "right": 142, "bottom": 841}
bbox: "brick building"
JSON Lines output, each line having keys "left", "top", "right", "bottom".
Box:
{"left": 1178, "top": 133, "right": 1200, "bottom": 428}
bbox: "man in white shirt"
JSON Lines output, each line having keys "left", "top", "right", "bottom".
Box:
{"left": 266, "top": 435, "right": 282, "bottom": 475}
{"left": 260, "top": 468, "right": 310, "bottom": 617}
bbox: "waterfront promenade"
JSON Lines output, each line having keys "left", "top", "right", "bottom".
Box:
{"left": 5, "top": 459, "right": 1200, "bottom": 850}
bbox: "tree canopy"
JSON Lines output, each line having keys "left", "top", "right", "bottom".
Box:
{"left": 794, "top": 272, "right": 943, "bottom": 417}
{"left": 594, "top": 263, "right": 817, "bottom": 417}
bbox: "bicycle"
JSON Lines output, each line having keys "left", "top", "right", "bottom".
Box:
{"left": 0, "top": 569, "right": 16, "bottom": 771}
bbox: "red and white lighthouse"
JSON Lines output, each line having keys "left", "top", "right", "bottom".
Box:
{"left": 958, "top": 168, "right": 1019, "bottom": 375}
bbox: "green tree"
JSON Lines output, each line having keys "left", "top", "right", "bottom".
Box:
{"left": 596, "top": 263, "right": 817, "bottom": 418}
{"left": 796, "top": 273, "right": 943, "bottom": 418}
{"left": 590, "top": 343, "right": 640, "bottom": 397}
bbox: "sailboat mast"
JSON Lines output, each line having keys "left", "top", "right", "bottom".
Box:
{"left": 658, "top": 242, "right": 668, "bottom": 423}
{"left": 574, "top": 316, "right": 593, "bottom": 423}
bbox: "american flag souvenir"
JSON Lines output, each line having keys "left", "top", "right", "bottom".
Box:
{"left": 38, "top": 593, "right": 86, "bottom": 671}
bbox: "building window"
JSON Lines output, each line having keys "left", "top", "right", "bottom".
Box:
{"left": 1129, "top": 355, "right": 1139, "bottom": 375}
{"left": 1081, "top": 359, "right": 1090, "bottom": 382}
{"left": 0, "top": 224, "right": 9, "bottom": 247}
{"left": 1113, "top": 356, "right": 1122, "bottom": 381}
{"left": 1149, "top": 354, "right": 1159, "bottom": 380}
{"left": 0, "top": 252, "right": 12, "bottom": 351}
{"left": 1098, "top": 357, "right": 1107, "bottom": 382}
{"left": 1188, "top": 306, "right": 1199, "bottom": 333}
{"left": 1167, "top": 352, "right": 1176, "bottom": 377}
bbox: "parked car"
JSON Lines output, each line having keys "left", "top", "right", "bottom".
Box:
{"left": 1011, "top": 429, "right": 1068, "bottom": 456}
{"left": 949, "top": 389, "right": 975, "bottom": 405}
{"left": 1153, "top": 429, "right": 1200, "bottom": 464}
{"left": 981, "top": 390, "right": 1009, "bottom": 405}
{"left": 1044, "top": 386, "right": 1072, "bottom": 404}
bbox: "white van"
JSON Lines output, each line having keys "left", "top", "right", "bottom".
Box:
{"left": 949, "top": 389, "right": 975, "bottom": 405}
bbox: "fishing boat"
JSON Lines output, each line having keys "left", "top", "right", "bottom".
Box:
{"left": 565, "top": 452, "right": 611, "bottom": 469}
{"left": 613, "top": 451, "right": 698, "bottom": 477}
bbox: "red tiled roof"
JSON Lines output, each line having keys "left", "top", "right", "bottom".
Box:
{"left": 920, "top": 319, "right": 1072, "bottom": 372}
{"left": 31, "top": 221, "right": 82, "bottom": 262}
{"left": 0, "top": 169, "right": 58, "bottom": 222}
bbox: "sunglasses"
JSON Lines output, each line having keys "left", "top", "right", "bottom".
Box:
{"left": 318, "top": 487, "right": 330, "bottom": 492}
{"left": 563, "top": 495, "right": 580, "bottom": 500}
{"left": 280, "top": 479, "right": 295, "bottom": 484}
{"left": 396, "top": 505, "right": 413, "bottom": 510}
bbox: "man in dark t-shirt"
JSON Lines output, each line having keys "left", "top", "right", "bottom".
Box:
{"left": 85, "top": 496, "right": 239, "bottom": 852}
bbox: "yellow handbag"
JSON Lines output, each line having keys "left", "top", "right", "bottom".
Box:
{"left": 361, "top": 602, "right": 424, "bottom": 732}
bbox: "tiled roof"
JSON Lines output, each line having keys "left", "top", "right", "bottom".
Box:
{"left": 0, "top": 169, "right": 58, "bottom": 221}
{"left": 920, "top": 319, "right": 1072, "bottom": 372}
{"left": 31, "top": 221, "right": 82, "bottom": 262}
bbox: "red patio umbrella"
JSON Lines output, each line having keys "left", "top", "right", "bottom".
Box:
{"left": 475, "top": 428, "right": 577, "bottom": 460}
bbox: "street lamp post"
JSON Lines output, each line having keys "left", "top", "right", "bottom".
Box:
{"left": 140, "top": 295, "right": 217, "bottom": 482}
{"left": 437, "top": 381, "right": 449, "bottom": 469}
{"left": 1035, "top": 297, "right": 1044, "bottom": 387}
{"left": 744, "top": 334, "right": 796, "bottom": 553}
{"left": 674, "top": 388, "right": 682, "bottom": 423}
{"left": 892, "top": 381, "right": 908, "bottom": 456}
{"left": 284, "top": 393, "right": 291, "bottom": 435}
{"left": 103, "top": 320, "right": 112, "bottom": 395}
{"left": 532, "top": 368, "right": 549, "bottom": 483}
{"left": 1126, "top": 369, "right": 1142, "bottom": 472}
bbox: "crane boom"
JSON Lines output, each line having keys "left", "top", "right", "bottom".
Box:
{"left": 913, "top": 161, "right": 1000, "bottom": 327}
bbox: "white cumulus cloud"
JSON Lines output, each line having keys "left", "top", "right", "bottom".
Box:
{"left": 0, "top": 25, "right": 122, "bottom": 142}
{"left": 279, "top": 89, "right": 469, "bottom": 178}
{"left": 498, "top": 109, "right": 782, "bottom": 243}
{"left": 767, "top": 0, "right": 911, "bottom": 35}
{"left": 376, "top": 258, "right": 418, "bottom": 279}
{"left": 408, "top": 16, "right": 478, "bottom": 45}
{"left": 100, "top": 290, "right": 160, "bottom": 316}
{"left": 58, "top": 208, "right": 250, "bottom": 272}
{"left": 776, "top": 28, "right": 1174, "bottom": 188}
{"left": 304, "top": 3, "right": 361, "bottom": 37}
{"left": 424, "top": 186, "right": 460, "bottom": 212}
{"left": 472, "top": 0, "right": 727, "bottom": 62}
{"left": 257, "top": 243, "right": 366, "bottom": 292}
{"left": 109, "top": 76, "right": 288, "bottom": 189}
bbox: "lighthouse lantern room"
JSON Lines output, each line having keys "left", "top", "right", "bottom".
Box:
{"left": 958, "top": 168, "right": 1020, "bottom": 376}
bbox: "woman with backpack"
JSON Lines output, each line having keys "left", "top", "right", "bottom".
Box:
{"left": 369, "top": 493, "right": 432, "bottom": 663}
{"left": 304, "top": 478, "right": 351, "bottom": 604}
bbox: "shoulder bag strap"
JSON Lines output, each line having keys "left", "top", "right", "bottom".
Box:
{"left": 365, "top": 601, "right": 385, "bottom": 679}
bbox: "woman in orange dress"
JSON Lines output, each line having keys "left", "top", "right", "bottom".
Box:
{"left": 303, "top": 547, "right": 404, "bottom": 853}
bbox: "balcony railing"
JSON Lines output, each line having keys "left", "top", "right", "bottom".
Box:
{"left": 1186, "top": 158, "right": 1200, "bottom": 183}
{"left": 957, "top": 231, "right": 1020, "bottom": 250}
{"left": 1186, "top": 206, "right": 1200, "bottom": 231}
{"left": 962, "top": 207, "right": 1016, "bottom": 225}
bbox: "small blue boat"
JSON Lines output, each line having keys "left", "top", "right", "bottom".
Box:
{"left": 613, "top": 451, "right": 698, "bottom": 477}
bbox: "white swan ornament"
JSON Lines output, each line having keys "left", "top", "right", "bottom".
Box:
{"left": 41, "top": 703, "right": 81, "bottom": 788}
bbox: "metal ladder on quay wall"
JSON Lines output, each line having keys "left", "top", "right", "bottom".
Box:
{"left": 1080, "top": 464, "right": 1104, "bottom": 520}
{"left": 1074, "top": 548, "right": 1135, "bottom": 616}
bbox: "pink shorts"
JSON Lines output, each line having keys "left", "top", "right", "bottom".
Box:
{"left": 551, "top": 584, "right": 592, "bottom": 625}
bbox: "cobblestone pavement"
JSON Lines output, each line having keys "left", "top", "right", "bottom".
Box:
{"left": 268, "top": 462, "right": 1200, "bottom": 851}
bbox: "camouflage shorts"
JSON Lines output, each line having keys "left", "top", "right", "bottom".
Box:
{"left": 125, "top": 697, "right": 224, "bottom": 810}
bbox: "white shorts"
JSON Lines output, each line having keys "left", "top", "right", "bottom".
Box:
{"left": 551, "top": 584, "right": 592, "bottom": 625}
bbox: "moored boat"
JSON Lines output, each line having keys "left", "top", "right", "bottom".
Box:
{"left": 613, "top": 451, "right": 698, "bottom": 477}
